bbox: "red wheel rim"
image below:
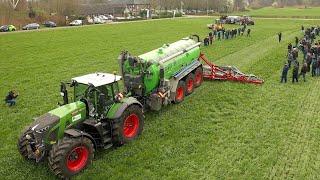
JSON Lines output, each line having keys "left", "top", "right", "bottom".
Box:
{"left": 187, "top": 79, "right": 194, "bottom": 92}
{"left": 123, "top": 114, "right": 140, "bottom": 138}
{"left": 66, "top": 146, "right": 89, "bottom": 172}
{"left": 176, "top": 86, "right": 184, "bottom": 101}
{"left": 195, "top": 71, "right": 202, "bottom": 85}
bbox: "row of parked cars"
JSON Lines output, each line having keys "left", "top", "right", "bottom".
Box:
{"left": 0, "top": 21, "right": 57, "bottom": 32}
{"left": 0, "top": 16, "right": 114, "bottom": 32}
{"left": 217, "top": 15, "right": 255, "bottom": 25}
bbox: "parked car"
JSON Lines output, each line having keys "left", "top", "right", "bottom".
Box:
{"left": 226, "top": 16, "right": 240, "bottom": 24}
{"left": 0, "top": 25, "right": 16, "bottom": 32}
{"left": 93, "top": 17, "right": 104, "bottom": 24}
{"left": 240, "top": 15, "right": 255, "bottom": 25}
{"left": 69, "top": 20, "right": 83, "bottom": 26}
{"left": 43, "top": 21, "right": 57, "bottom": 27}
{"left": 22, "top": 23, "right": 40, "bottom": 30}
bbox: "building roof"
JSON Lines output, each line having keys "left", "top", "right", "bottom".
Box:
{"left": 72, "top": 73, "right": 122, "bottom": 87}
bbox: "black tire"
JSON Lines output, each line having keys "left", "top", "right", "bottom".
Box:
{"left": 173, "top": 80, "right": 185, "bottom": 104}
{"left": 17, "top": 126, "right": 33, "bottom": 160}
{"left": 112, "top": 105, "right": 144, "bottom": 146}
{"left": 194, "top": 67, "right": 203, "bottom": 88}
{"left": 185, "top": 73, "right": 195, "bottom": 96}
{"left": 48, "top": 136, "right": 94, "bottom": 179}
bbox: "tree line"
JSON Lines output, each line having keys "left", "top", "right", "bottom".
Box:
{"left": 1, "top": 0, "right": 320, "bottom": 25}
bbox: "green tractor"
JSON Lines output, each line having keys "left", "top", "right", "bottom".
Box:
{"left": 18, "top": 36, "right": 204, "bottom": 178}
{"left": 18, "top": 73, "right": 144, "bottom": 178}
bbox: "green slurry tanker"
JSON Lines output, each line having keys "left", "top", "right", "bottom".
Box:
{"left": 18, "top": 36, "right": 204, "bottom": 178}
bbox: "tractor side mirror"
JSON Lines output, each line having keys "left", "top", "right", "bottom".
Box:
{"left": 60, "top": 82, "right": 68, "bottom": 105}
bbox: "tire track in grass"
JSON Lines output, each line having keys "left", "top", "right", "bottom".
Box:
{"left": 267, "top": 80, "right": 320, "bottom": 179}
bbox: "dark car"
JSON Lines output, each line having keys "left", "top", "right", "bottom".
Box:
{"left": 240, "top": 16, "right": 255, "bottom": 25}
{"left": 43, "top": 21, "right": 57, "bottom": 28}
{"left": 0, "top": 25, "right": 16, "bottom": 32}
{"left": 22, "top": 23, "right": 40, "bottom": 30}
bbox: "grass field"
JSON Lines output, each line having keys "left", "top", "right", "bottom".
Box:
{"left": 236, "top": 6, "right": 320, "bottom": 18}
{"left": 1, "top": 17, "right": 320, "bottom": 179}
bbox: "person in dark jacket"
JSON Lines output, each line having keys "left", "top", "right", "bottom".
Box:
{"left": 203, "top": 36, "right": 209, "bottom": 46}
{"left": 295, "top": 36, "right": 299, "bottom": 47}
{"left": 288, "top": 43, "right": 292, "bottom": 53}
{"left": 5, "top": 90, "right": 19, "bottom": 106}
{"left": 209, "top": 32, "right": 213, "bottom": 45}
{"left": 311, "top": 58, "right": 317, "bottom": 77}
{"left": 278, "top": 32, "right": 282, "bottom": 43}
{"left": 247, "top": 29, "right": 251, "bottom": 37}
{"left": 281, "top": 64, "right": 289, "bottom": 83}
{"left": 292, "top": 64, "right": 299, "bottom": 83}
{"left": 300, "top": 63, "right": 308, "bottom": 82}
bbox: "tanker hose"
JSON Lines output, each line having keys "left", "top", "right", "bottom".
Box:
{"left": 191, "top": 34, "right": 201, "bottom": 42}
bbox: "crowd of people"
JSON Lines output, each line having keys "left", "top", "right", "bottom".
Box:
{"left": 204, "top": 24, "right": 251, "bottom": 46}
{"left": 281, "top": 25, "right": 320, "bottom": 83}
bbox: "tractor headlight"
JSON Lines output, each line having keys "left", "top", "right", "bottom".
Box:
{"left": 36, "top": 126, "right": 50, "bottom": 134}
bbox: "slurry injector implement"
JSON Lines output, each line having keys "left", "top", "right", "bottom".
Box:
{"left": 18, "top": 35, "right": 263, "bottom": 179}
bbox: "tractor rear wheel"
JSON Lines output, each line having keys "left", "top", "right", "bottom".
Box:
{"left": 174, "top": 80, "right": 185, "bottom": 104}
{"left": 194, "top": 67, "right": 203, "bottom": 88}
{"left": 113, "top": 105, "right": 144, "bottom": 146}
{"left": 185, "top": 73, "right": 195, "bottom": 96}
{"left": 48, "top": 136, "right": 94, "bottom": 179}
{"left": 17, "top": 126, "right": 33, "bottom": 160}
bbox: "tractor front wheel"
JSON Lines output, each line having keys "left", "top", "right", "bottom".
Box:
{"left": 48, "top": 136, "right": 94, "bottom": 179}
{"left": 17, "top": 126, "right": 33, "bottom": 160}
{"left": 113, "top": 105, "right": 144, "bottom": 146}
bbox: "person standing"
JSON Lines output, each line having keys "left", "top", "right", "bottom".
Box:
{"left": 278, "top": 32, "right": 282, "bottom": 43}
{"left": 203, "top": 36, "right": 209, "bottom": 46}
{"left": 311, "top": 57, "right": 317, "bottom": 77}
{"left": 288, "top": 43, "right": 292, "bottom": 52}
{"left": 281, "top": 64, "right": 289, "bottom": 83}
{"left": 209, "top": 32, "right": 214, "bottom": 45}
{"left": 301, "top": 25, "right": 305, "bottom": 33}
{"left": 247, "top": 29, "right": 251, "bottom": 37}
{"left": 288, "top": 52, "right": 293, "bottom": 68}
{"left": 292, "top": 64, "right": 299, "bottom": 83}
{"left": 300, "top": 63, "right": 308, "bottom": 82}
{"left": 295, "top": 36, "right": 299, "bottom": 47}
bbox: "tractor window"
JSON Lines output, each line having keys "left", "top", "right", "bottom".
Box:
{"left": 74, "top": 83, "right": 88, "bottom": 101}
{"left": 97, "top": 85, "right": 112, "bottom": 100}
{"left": 112, "top": 83, "right": 119, "bottom": 95}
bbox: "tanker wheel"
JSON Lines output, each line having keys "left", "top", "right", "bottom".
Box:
{"left": 174, "top": 80, "right": 185, "bottom": 104}
{"left": 194, "top": 67, "right": 203, "bottom": 88}
{"left": 185, "top": 73, "right": 195, "bottom": 96}
{"left": 17, "top": 126, "right": 34, "bottom": 160}
{"left": 113, "top": 105, "right": 144, "bottom": 146}
{"left": 48, "top": 136, "right": 94, "bottom": 179}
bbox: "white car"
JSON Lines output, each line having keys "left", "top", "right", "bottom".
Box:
{"left": 69, "top": 20, "right": 83, "bottom": 26}
{"left": 226, "top": 16, "right": 240, "bottom": 24}
{"left": 94, "top": 17, "right": 105, "bottom": 24}
{"left": 98, "top": 15, "right": 109, "bottom": 20}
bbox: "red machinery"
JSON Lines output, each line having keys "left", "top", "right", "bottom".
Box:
{"left": 199, "top": 53, "right": 264, "bottom": 85}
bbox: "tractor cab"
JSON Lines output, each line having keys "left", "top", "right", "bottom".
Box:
{"left": 60, "top": 73, "right": 122, "bottom": 117}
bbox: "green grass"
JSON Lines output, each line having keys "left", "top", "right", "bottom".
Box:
{"left": 235, "top": 6, "right": 320, "bottom": 18}
{"left": 1, "top": 17, "right": 320, "bottom": 179}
